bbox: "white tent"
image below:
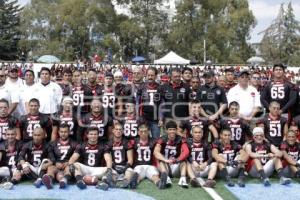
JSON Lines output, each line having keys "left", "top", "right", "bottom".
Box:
{"left": 154, "top": 51, "right": 190, "bottom": 65}
{"left": 247, "top": 56, "right": 265, "bottom": 64}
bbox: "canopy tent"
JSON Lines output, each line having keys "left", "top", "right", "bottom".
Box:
{"left": 247, "top": 56, "right": 265, "bottom": 64}
{"left": 154, "top": 51, "right": 190, "bottom": 65}
{"left": 37, "top": 55, "right": 60, "bottom": 63}
{"left": 132, "top": 56, "right": 146, "bottom": 62}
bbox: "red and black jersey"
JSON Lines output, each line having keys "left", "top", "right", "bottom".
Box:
{"left": 211, "top": 140, "right": 241, "bottom": 162}
{"left": 186, "top": 138, "right": 212, "bottom": 164}
{"left": 182, "top": 117, "right": 211, "bottom": 141}
{"left": 82, "top": 84, "right": 103, "bottom": 113}
{"left": 52, "top": 113, "right": 79, "bottom": 141}
{"left": 136, "top": 82, "right": 162, "bottom": 122}
{"left": 99, "top": 86, "right": 117, "bottom": 117}
{"left": 117, "top": 115, "right": 145, "bottom": 139}
{"left": 74, "top": 142, "right": 109, "bottom": 167}
{"left": 249, "top": 140, "right": 272, "bottom": 165}
{"left": 280, "top": 141, "right": 300, "bottom": 161}
{"left": 258, "top": 115, "right": 287, "bottom": 147}
{"left": 19, "top": 113, "right": 52, "bottom": 142}
{"left": 260, "top": 80, "right": 297, "bottom": 113}
{"left": 50, "top": 139, "right": 77, "bottom": 163}
{"left": 59, "top": 83, "right": 72, "bottom": 96}
{"left": 219, "top": 118, "right": 251, "bottom": 145}
{"left": 80, "top": 113, "right": 113, "bottom": 141}
{"left": 72, "top": 85, "right": 85, "bottom": 112}
{"left": 0, "top": 116, "right": 19, "bottom": 142}
{"left": 132, "top": 137, "right": 156, "bottom": 166}
{"left": 0, "top": 140, "right": 22, "bottom": 169}
{"left": 159, "top": 82, "right": 191, "bottom": 119}
{"left": 19, "top": 141, "right": 54, "bottom": 167}
{"left": 157, "top": 135, "right": 186, "bottom": 159}
{"left": 107, "top": 138, "right": 133, "bottom": 166}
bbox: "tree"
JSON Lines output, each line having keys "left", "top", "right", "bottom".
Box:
{"left": 260, "top": 2, "right": 300, "bottom": 65}
{"left": 0, "top": 0, "right": 21, "bottom": 60}
{"left": 164, "top": 0, "right": 256, "bottom": 64}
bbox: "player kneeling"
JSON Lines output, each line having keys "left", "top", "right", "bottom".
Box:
{"left": 280, "top": 130, "right": 300, "bottom": 180}
{"left": 212, "top": 128, "right": 248, "bottom": 187}
{"left": 154, "top": 120, "right": 190, "bottom": 188}
{"left": 19, "top": 128, "right": 55, "bottom": 188}
{"left": 47, "top": 124, "right": 77, "bottom": 189}
{"left": 107, "top": 123, "right": 134, "bottom": 188}
{"left": 129, "top": 123, "right": 164, "bottom": 189}
{"left": 0, "top": 128, "right": 22, "bottom": 189}
{"left": 186, "top": 126, "right": 217, "bottom": 188}
{"left": 245, "top": 127, "right": 291, "bottom": 186}
{"left": 68, "top": 127, "right": 114, "bottom": 190}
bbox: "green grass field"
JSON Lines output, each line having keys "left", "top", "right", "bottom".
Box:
{"left": 135, "top": 178, "right": 237, "bottom": 200}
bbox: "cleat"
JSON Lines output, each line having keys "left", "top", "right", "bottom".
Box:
{"left": 190, "top": 178, "right": 200, "bottom": 187}
{"left": 203, "top": 179, "right": 216, "bottom": 188}
{"left": 106, "top": 170, "right": 115, "bottom": 188}
{"left": 226, "top": 178, "right": 235, "bottom": 187}
{"left": 178, "top": 177, "right": 188, "bottom": 188}
{"left": 33, "top": 178, "right": 42, "bottom": 188}
{"left": 237, "top": 176, "right": 245, "bottom": 187}
{"left": 42, "top": 174, "right": 53, "bottom": 189}
{"left": 96, "top": 182, "right": 109, "bottom": 191}
{"left": 59, "top": 179, "right": 67, "bottom": 189}
{"left": 158, "top": 172, "right": 167, "bottom": 189}
{"left": 76, "top": 180, "right": 87, "bottom": 189}
{"left": 129, "top": 172, "right": 139, "bottom": 189}
{"left": 263, "top": 178, "right": 271, "bottom": 187}
{"left": 166, "top": 176, "right": 172, "bottom": 187}
{"left": 279, "top": 177, "right": 291, "bottom": 185}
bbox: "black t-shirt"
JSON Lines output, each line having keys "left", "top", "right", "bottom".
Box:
{"left": 107, "top": 138, "right": 133, "bottom": 166}
{"left": 186, "top": 138, "right": 211, "bottom": 164}
{"left": 157, "top": 134, "right": 185, "bottom": 159}
{"left": 249, "top": 140, "right": 272, "bottom": 165}
{"left": 0, "top": 140, "right": 22, "bottom": 169}
{"left": 280, "top": 141, "right": 300, "bottom": 161}
{"left": 211, "top": 140, "right": 241, "bottom": 162}
{"left": 50, "top": 139, "right": 77, "bottom": 163}
{"left": 52, "top": 113, "right": 79, "bottom": 141}
{"left": 0, "top": 116, "right": 19, "bottom": 142}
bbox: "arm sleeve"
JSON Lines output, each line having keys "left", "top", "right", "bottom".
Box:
{"left": 282, "top": 85, "right": 297, "bottom": 112}
{"left": 177, "top": 142, "right": 190, "bottom": 162}
{"left": 260, "top": 84, "right": 270, "bottom": 109}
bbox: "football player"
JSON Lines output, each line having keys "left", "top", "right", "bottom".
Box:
{"left": 107, "top": 123, "right": 134, "bottom": 188}
{"left": 19, "top": 98, "right": 52, "bottom": 142}
{"left": 212, "top": 128, "right": 248, "bottom": 187}
{"left": 129, "top": 123, "right": 164, "bottom": 189}
{"left": 186, "top": 126, "right": 217, "bottom": 188}
{"left": 280, "top": 130, "right": 300, "bottom": 180}
{"left": 68, "top": 127, "right": 114, "bottom": 190}
{"left": 48, "top": 124, "right": 77, "bottom": 189}
{"left": 19, "top": 127, "right": 55, "bottom": 188}
{"left": 0, "top": 128, "right": 22, "bottom": 189}
{"left": 154, "top": 120, "right": 190, "bottom": 188}
{"left": 245, "top": 127, "right": 291, "bottom": 186}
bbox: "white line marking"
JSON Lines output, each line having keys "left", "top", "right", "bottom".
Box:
{"left": 197, "top": 178, "right": 224, "bottom": 200}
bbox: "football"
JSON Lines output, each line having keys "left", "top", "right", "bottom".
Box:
{"left": 83, "top": 175, "right": 99, "bottom": 185}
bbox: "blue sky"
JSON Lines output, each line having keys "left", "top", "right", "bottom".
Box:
{"left": 17, "top": 0, "right": 300, "bottom": 43}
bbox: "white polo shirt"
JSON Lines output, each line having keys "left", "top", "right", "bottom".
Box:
{"left": 0, "top": 83, "right": 19, "bottom": 104}
{"left": 32, "top": 81, "right": 63, "bottom": 114}
{"left": 227, "top": 84, "right": 261, "bottom": 117}
{"left": 18, "top": 83, "right": 37, "bottom": 115}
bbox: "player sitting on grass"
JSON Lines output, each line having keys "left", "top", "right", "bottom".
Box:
{"left": 186, "top": 125, "right": 218, "bottom": 188}
{"left": 154, "top": 120, "right": 190, "bottom": 188}
{"left": 129, "top": 123, "right": 165, "bottom": 189}
{"left": 19, "top": 127, "right": 55, "bottom": 189}
{"left": 107, "top": 122, "right": 134, "bottom": 188}
{"left": 0, "top": 128, "right": 22, "bottom": 189}
{"left": 280, "top": 130, "right": 300, "bottom": 180}
{"left": 245, "top": 127, "right": 291, "bottom": 186}
{"left": 212, "top": 128, "right": 248, "bottom": 187}
{"left": 68, "top": 127, "right": 114, "bottom": 190}
{"left": 47, "top": 124, "right": 77, "bottom": 189}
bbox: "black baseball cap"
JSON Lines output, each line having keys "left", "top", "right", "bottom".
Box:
{"left": 238, "top": 70, "right": 250, "bottom": 77}
{"left": 203, "top": 70, "right": 214, "bottom": 77}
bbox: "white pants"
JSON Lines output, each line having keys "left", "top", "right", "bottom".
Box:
{"left": 0, "top": 167, "right": 10, "bottom": 178}
{"left": 249, "top": 159, "right": 275, "bottom": 178}
{"left": 134, "top": 165, "right": 159, "bottom": 180}
{"left": 24, "top": 159, "right": 50, "bottom": 175}
{"left": 75, "top": 162, "right": 107, "bottom": 178}
{"left": 169, "top": 163, "right": 181, "bottom": 177}
{"left": 192, "top": 165, "right": 210, "bottom": 178}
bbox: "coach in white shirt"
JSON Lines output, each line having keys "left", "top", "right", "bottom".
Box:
{"left": 18, "top": 69, "right": 37, "bottom": 115}
{"left": 32, "top": 67, "right": 62, "bottom": 115}
{"left": 0, "top": 69, "right": 19, "bottom": 115}
{"left": 227, "top": 70, "right": 261, "bottom": 121}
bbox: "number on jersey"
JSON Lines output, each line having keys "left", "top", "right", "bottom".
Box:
{"left": 271, "top": 86, "right": 284, "bottom": 99}
{"left": 114, "top": 150, "right": 123, "bottom": 164}
{"left": 269, "top": 123, "right": 282, "bottom": 137}
{"left": 88, "top": 153, "right": 95, "bottom": 166}
{"left": 27, "top": 123, "right": 41, "bottom": 137}
{"left": 102, "top": 96, "right": 115, "bottom": 108}
{"left": 137, "top": 148, "right": 151, "bottom": 162}
{"left": 231, "top": 127, "right": 242, "bottom": 141}
{"left": 73, "top": 93, "right": 84, "bottom": 106}
{"left": 124, "top": 123, "right": 138, "bottom": 137}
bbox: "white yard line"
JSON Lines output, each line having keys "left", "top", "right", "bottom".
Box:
{"left": 197, "top": 178, "right": 224, "bottom": 200}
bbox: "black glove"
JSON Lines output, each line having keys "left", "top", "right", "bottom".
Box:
{"left": 227, "top": 160, "right": 239, "bottom": 168}
{"left": 295, "top": 163, "right": 300, "bottom": 168}
{"left": 115, "top": 163, "right": 131, "bottom": 174}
